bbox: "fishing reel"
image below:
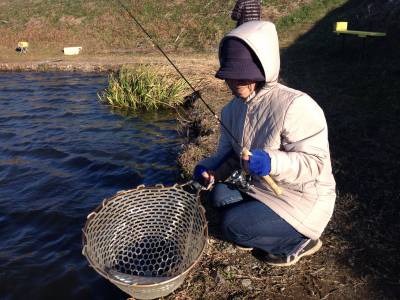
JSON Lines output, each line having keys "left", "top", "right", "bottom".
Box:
{"left": 225, "top": 170, "right": 252, "bottom": 191}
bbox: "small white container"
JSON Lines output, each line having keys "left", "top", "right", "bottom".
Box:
{"left": 63, "top": 46, "right": 82, "bottom": 55}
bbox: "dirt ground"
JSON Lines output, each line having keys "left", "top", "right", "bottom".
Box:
{"left": 0, "top": 51, "right": 219, "bottom": 73}
{"left": 172, "top": 63, "right": 400, "bottom": 300}
{"left": 1, "top": 23, "right": 399, "bottom": 300}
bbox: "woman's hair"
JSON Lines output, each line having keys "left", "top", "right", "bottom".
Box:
{"left": 256, "top": 81, "right": 266, "bottom": 91}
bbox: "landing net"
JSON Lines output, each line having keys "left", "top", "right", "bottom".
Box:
{"left": 82, "top": 183, "right": 207, "bottom": 299}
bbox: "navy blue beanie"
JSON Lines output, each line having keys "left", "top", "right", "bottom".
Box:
{"left": 215, "top": 37, "right": 265, "bottom": 81}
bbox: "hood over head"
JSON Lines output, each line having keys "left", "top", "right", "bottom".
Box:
{"left": 218, "top": 21, "right": 280, "bottom": 84}
{"left": 215, "top": 37, "right": 265, "bottom": 81}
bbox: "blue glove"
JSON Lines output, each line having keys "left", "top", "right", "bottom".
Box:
{"left": 193, "top": 165, "right": 209, "bottom": 186}
{"left": 248, "top": 149, "right": 271, "bottom": 176}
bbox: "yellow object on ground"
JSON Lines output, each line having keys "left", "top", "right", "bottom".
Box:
{"left": 333, "top": 22, "right": 386, "bottom": 38}
{"left": 18, "top": 41, "right": 29, "bottom": 48}
{"left": 17, "top": 41, "right": 29, "bottom": 54}
{"left": 335, "top": 22, "right": 348, "bottom": 31}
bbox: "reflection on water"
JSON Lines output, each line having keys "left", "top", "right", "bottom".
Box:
{"left": 0, "top": 72, "right": 183, "bottom": 300}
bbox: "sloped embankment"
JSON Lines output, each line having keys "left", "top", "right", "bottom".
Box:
{"left": 175, "top": 1, "right": 400, "bottom": 299}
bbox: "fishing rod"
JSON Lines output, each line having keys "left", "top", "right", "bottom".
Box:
{"left": 116, "top": 0, "right": 240, "bottom": 146}
{"left": 116, "top": 0, "right": 282, "bottom": 196}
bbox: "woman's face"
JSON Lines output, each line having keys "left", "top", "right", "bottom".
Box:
{"left": 225, "top": 79, "right": 257, "bottom": 100}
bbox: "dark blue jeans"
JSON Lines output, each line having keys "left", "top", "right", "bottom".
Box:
{"left": 210, "top": 183, "right": 307, "bottom": 255}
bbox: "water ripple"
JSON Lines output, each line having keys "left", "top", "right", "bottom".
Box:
{"left": 0, "top": 72, "right": 182, "bottom": 300}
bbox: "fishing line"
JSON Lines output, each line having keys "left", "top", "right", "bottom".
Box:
{"left": 116, "top": 0, "right": 242, "bottom": 148}
{"left": 116, "top": 0, "right": 283, "bottom": 196}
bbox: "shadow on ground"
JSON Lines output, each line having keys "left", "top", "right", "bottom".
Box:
{"left": 279, "top": 0, "right": 400, "bottom": 298}
{"left": 176, "top": 1, "right": 399, "bottom": 298}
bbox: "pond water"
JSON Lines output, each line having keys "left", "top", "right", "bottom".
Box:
{"left": 0, "top": 72, "right": 183, "bottom": 299}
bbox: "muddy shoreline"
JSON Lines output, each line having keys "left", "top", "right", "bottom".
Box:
{"left": 0, "top": 61, "right": 118, "bottom": 72}
{"left": 0, "top": 53, "right": 219, "bottom": 72}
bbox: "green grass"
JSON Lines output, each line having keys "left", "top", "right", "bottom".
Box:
{"left": 276, "top": 0, "right": 347, "bottom": 31}
{"left": 2, "top": 0, "right": 391, "bottom": 58}
{"left": 0, "top": 0, "right": 107, "bottom": 26}
{"left": 0, "top": 0, "right": 238, "bottom": 51}
{"left": 4, "top": 0, "right": 344, "bottom": 52}
{"left": 98, "top": 65, "right": 188, "bottom": 111}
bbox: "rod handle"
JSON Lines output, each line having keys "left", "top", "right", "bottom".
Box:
{"left": 242, "top": 148, "right": 283, "bottom": 196}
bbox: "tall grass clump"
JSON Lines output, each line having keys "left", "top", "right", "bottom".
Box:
{"left": 98, "top": 65, "right": 188, "bottom": 111}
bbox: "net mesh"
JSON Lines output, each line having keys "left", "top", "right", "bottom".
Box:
{"left": 82, "top": 184, "right": 207, "bottom": 298}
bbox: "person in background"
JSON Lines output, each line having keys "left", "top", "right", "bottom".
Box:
{"left": 193, "top": 21, "right": 336, "bottom": 266}
{"left": 231, "top": 0, "right": 261, "bottom": 27}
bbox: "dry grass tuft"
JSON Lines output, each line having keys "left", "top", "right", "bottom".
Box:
{"left": 98, "top": 65, "right": 188, "bottom": 111}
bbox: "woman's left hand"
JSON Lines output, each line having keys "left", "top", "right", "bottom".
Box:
{"left": 243, "top": 149, "right": 271, "bottom": 176}
{"left": 193, "top": 165, "right": 215, "bottom": 187}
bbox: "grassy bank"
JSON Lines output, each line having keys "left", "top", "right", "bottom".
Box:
{"left": 0, "top": 0, "right": 315, "bottom": 60}
{"left": 1, "top": 0, "right": 397, "bottom": 57}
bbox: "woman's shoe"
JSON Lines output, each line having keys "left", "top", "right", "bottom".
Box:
{"left": 261, "top": 239, "right": 322, "bottom": 267}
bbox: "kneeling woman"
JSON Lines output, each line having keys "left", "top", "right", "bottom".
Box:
{"left": 194, "top": 21, "right": 336, "bottom": 266}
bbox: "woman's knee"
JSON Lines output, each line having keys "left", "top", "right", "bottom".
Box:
{"left": 210, "top": 183, "right": 243, "bottom": 208}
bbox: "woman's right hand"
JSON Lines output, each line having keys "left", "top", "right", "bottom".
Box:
{"left": 193, "top": 165, "right": 215, "bottom": 187}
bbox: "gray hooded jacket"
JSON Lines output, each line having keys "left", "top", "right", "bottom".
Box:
{"left": 200, "top": 21, "right": 336, "bottom": 240}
